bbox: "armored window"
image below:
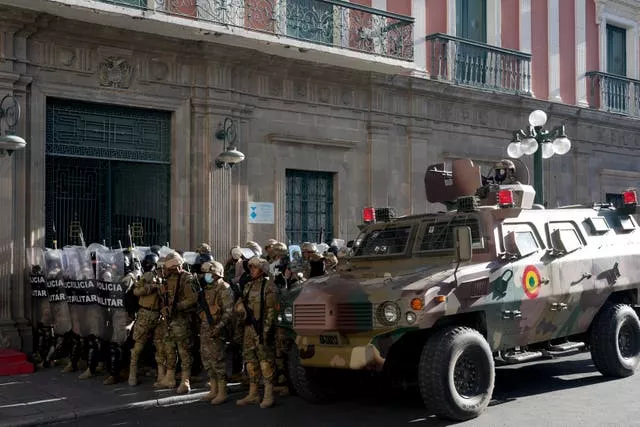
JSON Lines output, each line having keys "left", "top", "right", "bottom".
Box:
{"left": 619, "top": 215, "right": 636, "bottom": 231}
{"left": 417, "top": 215, "right": 482, "bottom": 252}
{"left": 547, "top": 221, "right": 584, "bottom": 254}
{"left": 502, "top": 223, "right": 542, "bottom": 258}
{"left": 586, "top": 217, "right": 610, "bottom": 234}
{"left": 353, "top": 226, "right": 413, "bottom": 257}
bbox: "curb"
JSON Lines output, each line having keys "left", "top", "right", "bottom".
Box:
{"left": 2, "top": 386, "right": 240, "bottom": 427}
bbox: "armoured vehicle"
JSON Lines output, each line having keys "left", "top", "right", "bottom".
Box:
{"left": 288, "top": 158, "right": 640, "bottom": 421}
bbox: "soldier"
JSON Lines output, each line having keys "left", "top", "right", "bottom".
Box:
{"left": 301, "top": 242, "right": 325, "bottom": 279}
{"left": 235, "top": 257, "right": 279, "bottom": 409}
{"left": 323, "top": 252, "right": 339, "bottom": 274}
{"left": 103, "top": 249, "right": 140, "bottom": 385}
{"left": 263, "top": 239, "right": 278, "bottom": 262}
{"left": 198, "top": 261, "right": 234, "bottom": 405}
{"left": 246, "top": 241, "right": 263, "bottom": 258}
{"left": 156, "top": 251, "right": 198, "bottom": 393}
{"left": 128, "top": 253, "right": 164, "bottom": 386}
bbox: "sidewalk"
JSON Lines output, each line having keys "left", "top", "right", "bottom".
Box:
{"left": 0, "top": 367, "right": 234, "bottom": 427}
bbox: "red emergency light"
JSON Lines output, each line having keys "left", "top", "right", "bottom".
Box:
{"left": 497, "top": 189, "right": 514, "bottom": 208}
{"left": 362, "top": 207, "right": 376, "bottom": 223}
{"left": 623, "top": 190, "right": 637, "bottom": 205}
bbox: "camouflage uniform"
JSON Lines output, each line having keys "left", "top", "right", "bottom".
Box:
{"left": 156, "top": 253, "right": 198, "bottom": 393}
{"left": 270, "top": 242, "right": 291, "bottom": 394}
{"left": 235, "top": 257, "right": 278, "bottom": 409}
{"left": 128, "top": 270, "right": 164, "bottom": 386}
{"left": 198, "top": 261, "right": 234, "bottom": 405}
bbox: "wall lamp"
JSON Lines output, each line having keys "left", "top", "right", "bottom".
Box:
{"left": 214, "top": 117, "right": 245, "bottom": 169}
{"left": 0, "top": 95, "right": 26, "bottom": 157}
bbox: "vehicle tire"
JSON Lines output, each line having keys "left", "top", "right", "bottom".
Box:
{"left": 418, "top": 326, "right": 495, "bottom": 421}
{"left": 287, "top": 345, "right": 335, "bottom": 403}
{"left": 590, "top": 303, "right": 640, "bottom": 377}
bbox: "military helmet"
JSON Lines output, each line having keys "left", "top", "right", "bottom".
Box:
{"left": 202, "top": 260, "right": 224, "bottom": 277}
{"left": 265, "top": 238, "right": 278, "bottom": 248}
{"left": 195, "top": 243, "right": 211, "bottom": 255}
{"left": 150, "top": 245, "right": 161, "bottom": 256}
{"left": 247, "top": 256, "right": 270, "bottom": 274}
{"left": 272, "top": 242, "right": 288, "bottom": 256}
{"left": 164, "top": 251, "right": 184, "bottom": 270}
{"left": 301, "top": 242, "right": 317, "bottom": 253}
{"left": 230, "top": 247, "right": 243, "bottom": 261}
{"left": 141, "top": 253, "right": 159, "bottom": 272}
{"left": 246, "top": 241, "right": 262, "bottom": 257}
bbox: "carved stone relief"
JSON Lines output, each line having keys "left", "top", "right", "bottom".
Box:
{"left": 150, "top": 59, "right": 169, "bottom": 81}
{"left": 56, "top": 47, "right": 76, "bottom": 67}
{"left": 318, "top": 86, "right": 331, "bottom": 103}
{"left": 99, "top": 56, "right": 133, "bottom": 89}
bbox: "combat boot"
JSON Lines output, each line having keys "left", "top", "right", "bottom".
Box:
{"left": 211, "top": 380, "right": 227, "bottom": 405}
{"left": 78, "top": 368, "right": 93, "bottom": 380}
{"left": 260, "top": 383, "right": 275, "bottom": 409}
{"left": 62, "top": 361, "right": 75, "bottom": 373}
{"left": 128, "top": 343, "right": 144, "bottom": 386}
{"left": 153, "top": 365, "right": 166, "bottom": 388}
{"left": 176, "top": 369, "right": 191, "bottom": 394}
{"left": 236, "top": 383, "right": 260, "bottom": 406}
{"left": 158, "top": 368, "right": 176, "bottom": 389}
{"left": 201, "top": 379, "right": 217, "bottom": 401}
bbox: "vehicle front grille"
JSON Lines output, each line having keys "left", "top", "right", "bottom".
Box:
{"left": 293, "top": 304, "right": 326, "bottom": 329}
{"left": 336, "top": 303, "right": 373, "bottom": 331}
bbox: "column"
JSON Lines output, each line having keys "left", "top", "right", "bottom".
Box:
{"left": 447, "top": 0, "right": 456, "bottom": 35}
{"left": 575, "top": 0, "right": 588, "bottom": 106}
{"left": 487, "top": 0, "right": 502, "bottom": 47}
{"left": 519, "top": 0, "right": 532, "bottom": 53}
{"left": 412, "top": 0, "right": 427, "bottom": 75}
{"left": 548, "top": 0, "right": 562, "bottom": 101}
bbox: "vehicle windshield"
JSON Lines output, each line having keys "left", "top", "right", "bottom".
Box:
{"left": 417, "top": 214, "right": 483, "bottom": 253}
{"left": 352, "top": 225, "right": 413, "bottom": 257}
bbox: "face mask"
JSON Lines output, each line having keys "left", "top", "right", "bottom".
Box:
{"left": 204, "top": 273, "right": 214, "bottom": 283}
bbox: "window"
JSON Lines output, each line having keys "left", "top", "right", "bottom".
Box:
{"left": 502, "top": 223, "right": 541, "bottom": 258}
{"left": 417, "top": 215, "right": 482, "bottom": 252}
{"left": 606, "top": 24, "right": 628, "bottom": 112}
{"left": 285, "top": 169, "right": 334, "bottom": 245}
{"left": 607, "top": 24, "right": 627, "bottom": 76}
{"left": 353, "top": 226, "right": 412, "bottom": 257}
{"left": 547, "top": 222, "right": 584, "bottom": 254}
{"left": 586, "top": 217, "right": 610, "bottom": 234}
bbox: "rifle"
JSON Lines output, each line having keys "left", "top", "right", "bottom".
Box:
{"left": 127, "top": 225, "right": 134, "bottom": 251}
{"left": 196, "top": 280, "right": 214, "bottom": 326}
{"left": 78, "top": 226, "right": 86, "bottom": 249}
{"left": 52, "top": 222, "right": 58, "bottom": 250}
{"left": 239, "top": 277, "right": 267, "bottom": 344}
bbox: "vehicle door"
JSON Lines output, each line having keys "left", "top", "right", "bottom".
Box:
{"left": 544, "top": 220, "right": 594, "bottom": 340}
{"left": 497, "top": 222, "right": 549, "bottom": 348}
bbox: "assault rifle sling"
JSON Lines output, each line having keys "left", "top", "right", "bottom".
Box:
{"left": 240, "top": 277, "right": 267, "bottom": 344}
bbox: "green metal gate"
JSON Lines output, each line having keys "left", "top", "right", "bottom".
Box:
{"left": 45, "top": 98, "right": 171, "bottom": 248}
{"left": 285, "top": 169, "right": 334, "bottom": 245}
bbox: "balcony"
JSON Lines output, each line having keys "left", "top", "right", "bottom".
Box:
{"left": 87, "top": 0, "right": 414, "bottom": 61}
{"left": 586, "top": 71, "right": 640, "bottom": 118}
{"left": 425, "top": 33, "right": 532, "bottom": 96}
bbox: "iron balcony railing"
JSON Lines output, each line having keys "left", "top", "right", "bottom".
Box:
{"left": 96, "top": 0, "right": 414, "bottom": 61}
{"left": 425, "top": 33, "right": 532, "bottom": 96}
{"left": 585, "top": 71, "right": 640, "bottom": 117}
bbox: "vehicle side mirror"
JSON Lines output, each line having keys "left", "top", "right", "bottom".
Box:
{"left": 454, "top": 226, "right": 473, "bottom": 262}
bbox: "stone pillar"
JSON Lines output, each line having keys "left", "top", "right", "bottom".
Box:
{"left": 367, "top": 119, "right": 391, "bottom": 208}
{"left": 0, "top": 12, "right": 36, "bottom": 352}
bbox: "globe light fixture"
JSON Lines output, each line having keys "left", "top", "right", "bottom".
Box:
{"left": 0, "top": 95, "right": 26, "bottom": 157}
{"left": 506, "top": 110, "right": 572, "bottom": 205}
{"left": 214, "top": 117, "right": 246, "bottom": 169}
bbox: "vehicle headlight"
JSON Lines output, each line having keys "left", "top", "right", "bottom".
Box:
{"left": 284, "top": 306, "right": 293, "bottom": 323}
{"left": 277, "top": 314, "right": 283, "bottom": 323}
{"left": 405, "top": 311, "right": 416, "bottom": 324}
{"left": 379, "top": 302, "right": 400, "bottom": 325}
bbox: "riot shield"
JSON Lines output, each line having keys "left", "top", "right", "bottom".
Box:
{"left": 317, "top": 243, "right": 330, "bottom": 254}
{"left": 27, "top": 247, "right": 51, "bottom": 326}
{"left": 44, "top": 249, "right": 72, "bottom": 335}
{"left": 96, "top": 249, "right": 128, "bottom": 345}
{"left": 63, "top": 246, "right": 101, "bottom": 339}
{"left": 288, "top": 245, "right": 303, "bottom": 272}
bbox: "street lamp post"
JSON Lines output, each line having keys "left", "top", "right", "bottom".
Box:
{"left": 506, "top": 110, "right": 572, "bottom": 206}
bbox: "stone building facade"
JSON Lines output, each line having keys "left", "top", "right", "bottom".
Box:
{"left": 1, "top": 2, "right": 640, "bottom": 350}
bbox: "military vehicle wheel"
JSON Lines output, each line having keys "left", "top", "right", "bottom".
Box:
{"left": 590, "top": 303, "right": 640, "bottom": 377}
{"left": 418, "top": 326, "right": 495, "bottom": 421}
{"left": 288, "top": 346, "right": 336, "bottom": 403}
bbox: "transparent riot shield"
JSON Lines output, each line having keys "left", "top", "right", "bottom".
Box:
{"left": 317, "top": 243, "right": 330, "bottom": 254}
{"left": 288, "top": 245, "right": 303, "bottom": 272}
{"left": 44, "top": 249, "right": 72, "bottom": 335}
{"left": 96, "top": 249, "right": 128, "bottom": 345}
{"left": 27, "top": 247, "right": 51, "bottom": 327}
{"left": 63, "top": 246, "right": 99, "bottom": 339}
